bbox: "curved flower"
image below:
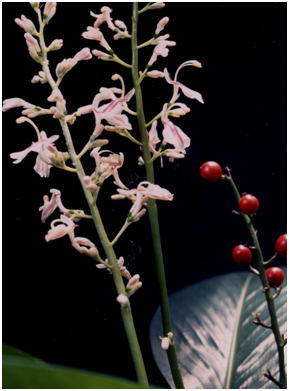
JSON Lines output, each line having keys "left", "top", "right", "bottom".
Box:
{"left": 164, "top": 60, "right": 204, "bottom": 104}
{"left": 45, "top": 214, "right": 75, "bottom": 242}
{"left": 10, "top": 130, "right": 59, "bottom": 178}
{"left": 112, "top": 181, "right": 173, "bottom": 222}
{"left": 161, "top": 104, "right": 190, "bottom": 151}
{"left": 39, "top": 189, "right": 67, "bottom": 223}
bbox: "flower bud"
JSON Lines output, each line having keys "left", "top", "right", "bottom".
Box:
{"left": 30, "top": 2, "right": 40, "bottom": 9}
{"left": 47, "top": 39, "right": 63, "bottom": 51}
{"left": 161, "top": 337, "right": 170, "bottom": 350}
{"left": 24, "top": 33, "right": 41, "bottom": 63}
{"left": 116, "top": 294, "right": 129, "bottom": 306}
{"left": 15, "top": 15, "right": 37, "bottom": 35}
{"left": 155, "top": 17, "right": 169, "bottom": 35}
{"left": 43, "top": 2, "right": 57, "bottom": 24}
{"left": 150, "top": 2, "right": 166, "bottom": 10}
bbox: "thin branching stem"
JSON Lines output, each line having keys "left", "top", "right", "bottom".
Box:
{"left": 225, "top": 173, "right": 286, "bottom": 389}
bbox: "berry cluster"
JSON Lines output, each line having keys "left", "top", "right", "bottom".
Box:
{"left": 200, "top": 161, "right": 286, "bottom": 288}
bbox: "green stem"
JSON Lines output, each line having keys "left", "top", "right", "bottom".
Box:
{"left": 37, "top": 16, "right": 149, "bottom": 387}
{"left": 131, "top": 3, "right": 184, "bottom": 388}
{"left": 225, "top": 174, "right": 286, "bottom": 388}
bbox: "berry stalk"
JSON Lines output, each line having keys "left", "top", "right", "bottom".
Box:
{"left": 224, "top": 170, "right": 286, "bottom": 389}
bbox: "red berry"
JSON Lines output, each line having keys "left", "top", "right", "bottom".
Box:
{"left": 232, "top": 245, "right": 252, "bottom": 265}
{"left": 200, "top": 161, "right": 222, "bottom": 182}
{"left": 265, "top": 267, "right": 284, "bottom": 287}
{"left": 239, "top": 194, "right": 260, "bottom": 215}
{"left": 275, "top": 234, "right": 287, "bottom": 256}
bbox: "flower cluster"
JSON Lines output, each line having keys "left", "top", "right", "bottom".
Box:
{"left": 82, "top": 4, "right": 204, "bottom": 165}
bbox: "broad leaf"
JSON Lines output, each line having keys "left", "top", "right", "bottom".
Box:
{"left": 150, "top": 271, "right": 286, "bottom": 389}
{"left": 3, "top": 344, "right": 148, "bottom": 389}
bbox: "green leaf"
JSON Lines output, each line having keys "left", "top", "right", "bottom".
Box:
{"left": 3, "top": 345, "right": 148, "bottom": 389}
{"left": 150, "top": 270, "right": 287, "bottom": 389}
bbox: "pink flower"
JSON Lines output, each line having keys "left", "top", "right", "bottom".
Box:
{"left": 45, "top": 214, "right": 75, "bottom": 242}
{"left": 126, "top": 274, "right": 142, "bottom": 297}
{"left": 15, "top": 15, "right": 37, "bottom": 34}
{"left": 149, "top": 3, "right": 166, "bottom": 10}
{"left": 10, "top": 130, "right": 59, "bottom": 178}
{"left": 148, "top": 39, "right": 176, "bottom": 66}
{"left": 90, "top": 7, "right": 116, "bottom": 30}
{"left": 3, "top": 97, "right": 34, "bottom": 112}
{"left": 164, "top": 60, "right": 204, "bottom": 103}
{"left": 24, "top": 32, "right": 41, "bottom": 62}
{"left": 92, "top": 49, "right": 112, "bottom": 61}
{"left": 56, "top": 48, "right": 92, "bottom": 78}
{"left": 89, "top": 147, "right": 126, "bottom": 188}
{"left": 148, "top": 121, "right": 160, "bottom": 153}
{"left": 160, "top": 104, "right": 190, "bottom": 152}
{"left": 82, "top": 27, "right": 112, "bottom": 51}
{"left": 113, "top": 181, "right": 173, "bottom": 222}
{"left": 43, "top": 2, "right": 57, "bottom": 23}
{"left": 155, "top": 17, "right": 169, "bottom": 35}
{"left": 39, "top": 189, "right": 67, "bottom": 223}
{"left": 77, "top": 87, "right": 134, "bottom": 137}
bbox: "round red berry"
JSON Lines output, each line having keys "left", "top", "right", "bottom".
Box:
{"left": 275, "top": 234, "right": 287, "bottom": 256}
{"left": 232, "top": 245, "right": 252, "bottom": 265}
{"left": 265, "top": 267, "right": 284, "bottom": 287}
{"left": 239, "top": 194, "right": 260, "bottom": 215}
{"left": 200, "top": 161, "right": 222, "bottom": 182}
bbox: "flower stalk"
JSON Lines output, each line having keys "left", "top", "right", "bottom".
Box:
{"left": 224, "top": 171, "right": 286, "bottom": 389}
{"left": 131, "top": 3, "right": 184, "bottom": 388}
{"left": 36, "top": 11, "right": 149, "bottom": 387}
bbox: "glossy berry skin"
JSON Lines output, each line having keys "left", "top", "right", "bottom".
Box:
{"left": 265, "top": 267, "right": 284, "bottom": 287}
{"left": 200, "top": 161, "right": 222, "bottom": 182}
{"left": 239, "top": 194, "right": 260, "bottom": 215}
{"left": 275, "top": 234, "right": 287, "bottom": 256}
{"left": 232, "top": 245, "right": 252, "bottom": 265}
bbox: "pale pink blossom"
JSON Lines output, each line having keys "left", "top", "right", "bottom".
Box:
{"left": 148, "top": 39, "right": 176, "bottom": 66}
{"left": 45, "top": 214, "right": 75, "bottom": 242}
{"left": 77, "top": 87, "right": 134, "bottom": 137}
{"left": 47, "top": 88, "right": 65, "bottom": 103}
{"left": 39, "top": 189, "right": 67, "bottom": 223}
{"left": 24, "top": 32, "right": 41, "bottom": 62}
{"left": 31, "top": 71, "right": 46, "bottom": 84}
{"left": 148, "top": 121, "right": 160, "bottom": 153}
{"left": 3, "top": 98, "right": 33, "bottom": 112}
{"left": 92, "top": 49, "right": 112, "bottom": 61}
{"left": 43, "top": 2, "right": 57, "bottom": 23}
{"left": 161, "top": 337, "right": 170, "bottom": 350}
{"left": 160, "top": 103, "right": 190, "bottom": 152}
{"left": 82, "top": 27, "right": 112, "bottom": 51}
{"left": 116, "top": 294, "right": 129, "bottom": 305}
{"left": 47, "top": 39, "right": 63, "bottom": 51}
{"left": 126, "top": 274, "right": 142, "bottom": 297}
{"left": 147, "top": 70, "right": 165, "bottom": 78}
{"left": 149, "top": 2, "right": 166, "bottom": 10}
{"left": 113, "top": 181, "right": 173, "bottom": 221}
{"left": 164, "top": 60, "right": 204, "bottom": 103}
{"left": 90, "top": 7, "right": 115, "bottom": 30}
{"left": 10, "top": 130, "right": 59, "bottom": 178}
{"left": 113, "top": 20, "right": 129, "bottom": 40}
{"left": 89, "top": 148, "right": 126, "bottom": 188}
{"left": 155, "top": 17, "right": 169, "bottom": 35}
{"left": 56, "top": 48, "right": 92, "bottom": 78}
{"left": 15, "top": 15, "right": 37, "bottom": 34}
{"left": 71, "top": 237, "right": 98, "bottom": 257}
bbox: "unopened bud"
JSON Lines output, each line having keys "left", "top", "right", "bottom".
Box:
{"left": 15, "top": 15, "right": 37, "bottom": 35}
{"left": 116, "top": 294, "right": 129, "bottom": 305}
{"left": 47, "top": 39, "right": 63, "bottom": 51}
{"left": 150, "top": 2, "right": 166, "bottom": 10}
{"left": 43, "top": 2, "right": 57, "bottom": 23}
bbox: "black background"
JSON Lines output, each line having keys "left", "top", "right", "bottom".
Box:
{"left": 2, "top": 2, "right": 287, "bottom": 388}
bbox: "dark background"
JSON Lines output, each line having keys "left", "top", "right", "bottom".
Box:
{"left": 2, "top": 2, "right": 286, "bottom": 387}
